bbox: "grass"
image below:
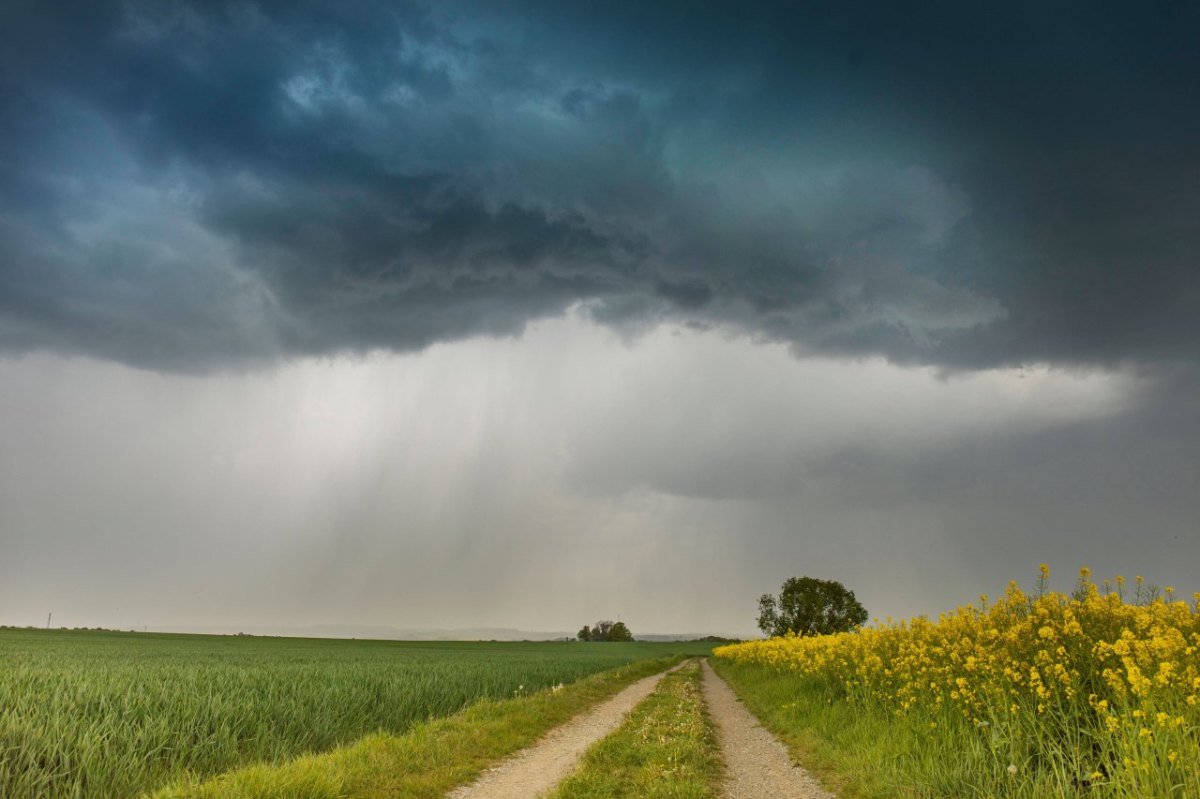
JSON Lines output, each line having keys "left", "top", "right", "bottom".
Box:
{"left": 0, "top": 627, "right": 715, "bottom": 799}
{"left": 712, "top": 657, "right": 1097, "bottom": 799}
{"left": 711, "top": 658, "right": 926, "bottom": 799}
{"left": 150, "top": 656, "right": 685, "bottom": 799}
{"left": 547, "top": 659, "right": 721, "bottom": 799}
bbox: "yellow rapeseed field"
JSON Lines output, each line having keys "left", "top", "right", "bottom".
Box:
{"left": 714, "top": 567, "right": 1199, "bottom": 796}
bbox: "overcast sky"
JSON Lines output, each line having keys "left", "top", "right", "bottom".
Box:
{"left": 1, "top": 1, "right": 1197, "bottom": 636}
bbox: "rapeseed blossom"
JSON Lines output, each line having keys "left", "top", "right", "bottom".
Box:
{"left": 715, "top": 567, "right": 1200, "bottom": 795}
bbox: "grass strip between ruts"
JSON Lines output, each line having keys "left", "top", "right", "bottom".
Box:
{"left": 547, "top": 659, "right": 721, "bottom": 799}
{"left": 148, "top": 655, "right": 685, "bottom": 799}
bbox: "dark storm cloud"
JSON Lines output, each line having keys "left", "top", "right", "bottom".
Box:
{"left": 2, "top": 0, "right": 1198, "bottom": 370}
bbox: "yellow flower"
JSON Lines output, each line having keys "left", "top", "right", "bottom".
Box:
{"left": 711, "top": 564, "right": 1199, "bottom": 787}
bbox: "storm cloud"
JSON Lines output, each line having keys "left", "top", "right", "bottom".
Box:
{"left": 4, "top": 1, "right": 1198, "bottom": 371}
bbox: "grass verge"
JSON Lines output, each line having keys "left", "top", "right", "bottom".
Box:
{"left": 713, "top": 659, "right": 1097, "bottom": 799}
{"left": 149, "top": 656, "right": 684, "bottom": 799}
{"left": 547, "top": 659, "right": 721, "bottom": 799}
{"left": 709, "top": 659, "right": 908, "bottom": 799}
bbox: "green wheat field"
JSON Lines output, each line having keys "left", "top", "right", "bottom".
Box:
{"left": 0, "top": 628, "right": 713, "bottom": 799}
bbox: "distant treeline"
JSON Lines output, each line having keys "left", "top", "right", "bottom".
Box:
{"left": 577, "top": 620, "right": 632, "bottom": 641}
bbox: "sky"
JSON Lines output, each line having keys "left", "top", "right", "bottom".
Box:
{"left": 1, "top": 1, "right": 1197, "bottom": 637}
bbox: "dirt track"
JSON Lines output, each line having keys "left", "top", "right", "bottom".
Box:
{"left": 444, "top": 659, "right": 834, "bottom": 798}
{"left": 445, "top": 662, "right": 683, "bottom": 799}
{"left": 701, "top": 660, "right": 836, "bottom": 798}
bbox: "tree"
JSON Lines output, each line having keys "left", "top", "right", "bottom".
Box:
{"left": 757, "top": 576, "right": 868, "bottom": 637}
{"left": 578, "top": 620, "right": 634, "bottom": 641}
{"left": 608, "top": 621, "right": 633, "bottom": 642}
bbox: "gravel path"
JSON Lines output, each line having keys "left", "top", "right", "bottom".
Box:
{"left": 701, "top": 660, "right": 836, "bottom": 799}
{"left": 445, "top": 662, "right": 685, "bottom": 799}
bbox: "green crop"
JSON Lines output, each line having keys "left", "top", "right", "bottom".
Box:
{"left": 0, "top": 628, "right": 713, "bottom": 799}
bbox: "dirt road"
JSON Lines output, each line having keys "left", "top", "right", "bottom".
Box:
{"left": 446, "top": 662, "right": 684, "bottom": 799}
{"left": 444, "top": 659, "right": 834, "bottom": 798}
{"left": 701, "top": 660, "right": 835, "bottom": 799}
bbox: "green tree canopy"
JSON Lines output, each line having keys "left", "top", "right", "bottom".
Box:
{"left": 607, "top": 621, "right": 633, "bottom": 642}
{"left": 757, "top": 576, "right": 868, "bottom": 637}
{"left": 578, "top": 620, "right": 633, "bottom": 641}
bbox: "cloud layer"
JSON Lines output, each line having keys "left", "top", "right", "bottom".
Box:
{"left": 4, "top": 1, "right": 1198, "bottom": 371}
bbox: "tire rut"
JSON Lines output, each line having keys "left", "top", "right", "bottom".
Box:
{"left": 701, "top": 659, "right": 836, "bottom": 799}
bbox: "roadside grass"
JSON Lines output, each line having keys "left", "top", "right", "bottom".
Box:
{"left": 547, "top": 659, "right": 721, "bottom": 799}
{"left": 711, "top": 658, "right": 952, "bottom": 799}
{"left": 150, "top": 656, "right": 684, "bottom": 799}
{"left": 712, "top": 657, "right": 1131, "bottom": 798}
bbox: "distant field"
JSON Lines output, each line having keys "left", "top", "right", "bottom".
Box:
{"left": 0, "top": 628, "right": 715, "bottom": 799}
